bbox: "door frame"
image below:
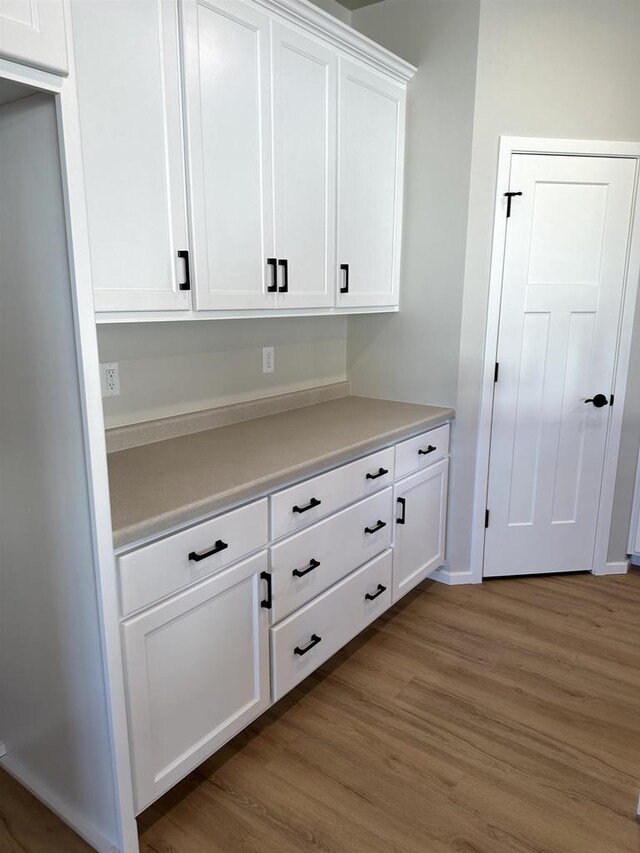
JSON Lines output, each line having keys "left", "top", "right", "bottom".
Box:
{"left": 470, "top": 136, "right": 640, "bottom": 582}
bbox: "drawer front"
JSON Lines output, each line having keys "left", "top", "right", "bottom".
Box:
{"left": 395, "top": 423, "right": 449, "bottom": 480}
{"left": 270, "top": 447, "right": 395, "bottom": 540}
{"left": 118, "top": 498, "right": 268, "bottom": 616}
{"left": 270, "top": 488, "right": 392, "bottom": 622}
{"left": 271, "top": 549, "right": 392, "bottom": 701}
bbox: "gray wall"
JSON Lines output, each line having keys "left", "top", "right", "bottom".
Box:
{"left": 454, "top": 0, "right": 640, "bottom": 570}
{"left": 350, "top": 0, "right": 640, "bottom": 571}
{"left": 347, "top": 0, "right": 480, "bottom": 418}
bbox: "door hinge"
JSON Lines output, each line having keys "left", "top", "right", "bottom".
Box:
{"left": 494, "top": 362, "right": 499, "bottom": 383}
{"left": 504, "top": 191, "right": 523, "bottom": 218}
{"left": 485, "top": 509, "right": 490, "bottom": 529}
{"left": 177, "top": 250, "right": 191, "bottom": 291}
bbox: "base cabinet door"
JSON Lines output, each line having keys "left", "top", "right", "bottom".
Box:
{"left": 393, "top": 459, "right": 448, "bottom": 602}
{"left": 0, "top": 0, "right": 68, "bottom": 75}
{"left": 122, "top": 551, "right": 270, "bottom": 812}
{"left": 336, "top": 59, "right": 405, "bottom": 309}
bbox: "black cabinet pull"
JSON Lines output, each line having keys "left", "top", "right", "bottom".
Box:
{"left": 293, "top": 497, "right": 321, "bottom": 514}
{"left": 260, "top": 571, "right": 272, "bottom": 609}
{"left": 188, "top": 539, "right": 228, "bottom": 562}
{"left": 177, "top": 250, "right": 191, "bottom": 291}
{"left": 397, "top": 497, "right": 406, "bottom": 525}
{"left": 278, "top": 258, "right": 289, "bottom": 293}
{"left": 340, "top": 263, "right": 349, "bottom": 294}
{"left": 418, "top": 445, "right": 437, "bottom": 456}
{"left": 366, "top": 467, "right": 389, "bottom": 481}
{"left": 292, "top": 558, "right": 320, "bottom": 578}
{"left": 267, "top": 257, "right": 277, "bottom": 293}
{"left": 365, "top": 584, "right": 387, "bottom": 602}
{"left": 585, "top": 393, "right": 608, "bottom": 408}
{"left": 294, "top": 634, "right": 322, "bottom": 656}
{"left": 364, "top": 519, "right": 387, "bottom": 535}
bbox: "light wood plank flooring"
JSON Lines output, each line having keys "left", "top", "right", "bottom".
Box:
{"left": 2, "top": 570, "right": 640, "bottom": 852}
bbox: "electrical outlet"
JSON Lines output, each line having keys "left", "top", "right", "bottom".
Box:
{"left": 100, "top": 362, "right": 120, "bottom": 397}
{"left": 262, "top": 346, "right": 275, "bottom": 374}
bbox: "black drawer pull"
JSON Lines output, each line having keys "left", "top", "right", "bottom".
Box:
{"left": 397, "top": 497, "right": 406, "bottom": 525}
{"left": 365, "top": 584, "right": 387, "bottom": 602}
{"left": 260, "top": 571, "right": 272, "bottom": 609}
{"left": 418, "top": 445, "right": 437, "bottom": 456}
{"left": 340, "top": 263, "right": 349, "bottom": 294}
{"left": 188, "top": 539, "right": 228, "bottom": 562}
{"left": 293, "top": 497, "right": 321, "bottom": 514}
{"left": 292, "top": 558, "right": 320, "bottom": 578}
{"left": 294, "top": 634, "right": 322, "bottom": 656}
{"left": 366, "top": 467, "right": 389, "bottom": 481}
{"left": 278, "top": 258, "right": 289, "bottom": 293}
{"left": 364, "top": 519, "right": 387, "bottom": 535}
{"left": 267, "top": 257, "right": 277, "bottom": 293}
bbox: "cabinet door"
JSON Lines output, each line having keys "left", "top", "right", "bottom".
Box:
{"left": 337, "top": 59, "right": 405, "bottom": 309}
{"left": 0, "top": 0, "right": 67, "bottom": 75}
{"left": 122, "top": 551, "right": 270, "bottom": 812}
{"left": 182, "top": 0, "right": 275, "bottom": 311}
{"left": 71, "top": 0, "right": 190, "bottom": 313}
{"left": 393, "top": 458, "right": 448, "bottom": 602}
{"left": 271, "top": 22, "right": 336, "bottom": 309}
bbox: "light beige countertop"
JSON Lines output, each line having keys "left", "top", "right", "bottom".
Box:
{"left": 108, "top": 396, "right": 454, "bottom": 550}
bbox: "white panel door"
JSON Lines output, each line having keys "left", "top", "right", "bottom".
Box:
{"left": 0, "top": 0, "right": 68, "bottom": 75}
{"left": 336, "top": 59, "right": 404, "bottom": 309}
{"left": 392, "top": 459, "right": 448, "bottom": 602}
{"left": 183, "top": 0, "right": 275, "bottom": 310}
{"left": 122, "top": 551, "right": 270, "bottom": 812}
{"left": 72, "top": 0, "right": 190, "bottom": 313}
{"left": 485, "top": 154, "right": 637, "bottom": 577}
{"left": 271, "top": 22, "right": 336, "bottom": 309}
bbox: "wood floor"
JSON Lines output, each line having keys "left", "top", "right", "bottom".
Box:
{"left": 2, "top": 570, "right": 640, "bottom": 852}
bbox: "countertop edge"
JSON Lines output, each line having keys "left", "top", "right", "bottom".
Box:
{"left": 113, "top": 408, "right": 454, "bottom": 551}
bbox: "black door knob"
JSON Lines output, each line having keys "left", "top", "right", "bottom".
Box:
{"left": 585, "top": 393, "right": 608, "bottom": 408}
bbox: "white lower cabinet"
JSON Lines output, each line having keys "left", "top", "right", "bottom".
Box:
{"left": 122, "top": 550, "right": 270, "bottom": 812}
{"left": 118, "top": 422, "right": 450, "bottom": 812}
{"left": 393, "top": 458, "right": 448, "bottom": 602}
{"left": 271, "top": 549, "right": 393, "bottom": 701}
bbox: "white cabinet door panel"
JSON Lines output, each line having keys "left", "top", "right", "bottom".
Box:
{"left": 122, "top": 551, "right": 270, "bottom": 811}
{"left": 337, "top": 60, "right": 404, "bottom": 308}
{"left": 72, "top": 0, "right": 190, "bottom": 313}
{"left": 183, "top": 0, "right": 275, "bottom": 310}
{"left": 393, "top": 459, "right": 448, "bottom": 602}
{"left": 272, "top": 22, "right": 336, "bottom": 309}
{"left": 0, "top": 0, "right": 68, "bottom": 75}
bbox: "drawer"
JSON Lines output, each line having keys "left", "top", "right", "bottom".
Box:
{"left": 270, "top": 447, "right": 395, "bottom": 540}
{"left": 395, "top": 423, "right": 449, "bottom": 480}
{"left": 118, "top": 499, "right": 268, "bottom": 616}
{"left": 270, "top": 549, "right": 392, "bottom": 701}
{"left": 270, "top": 488, "right": 392, "bottom": 622}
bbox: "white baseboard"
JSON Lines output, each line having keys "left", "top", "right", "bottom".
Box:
{"left": 592, "top": 560, "right": 629, "bottom": 576}
{"left": 432, "top": 567, "right": 479, "bottom": 586}
{"left": 0, "top": 754, "right": 120, "bottom": 853}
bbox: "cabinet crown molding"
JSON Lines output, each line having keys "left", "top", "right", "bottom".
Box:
{"left": 252, "top": 0, "right": 417, "bottom": 83}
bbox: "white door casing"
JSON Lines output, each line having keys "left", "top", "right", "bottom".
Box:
{"left": 483, "top": 151, "right": 638, "bottom": 577}
{"left": 183, "top": 0, "right": 276, "bottom": 311}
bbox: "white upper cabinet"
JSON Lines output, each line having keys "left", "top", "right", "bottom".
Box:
{"left": 0, "top": 0, "right": 68, "bottom": 75}
{"left": 182, "top": 0, "right": 275, "bottom": 311}
{"left": 71, "top": 0, "right": 190, "bottom": 313}
{"left": 337, "top": 60, "right": 405, "bottom": 309}
{"left": 271, "top": 22, "right": 337, "bottom": 309}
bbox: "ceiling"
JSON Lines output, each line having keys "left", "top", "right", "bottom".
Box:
{"left": 339, "top": 0, "right": 385, "bottom": 10}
